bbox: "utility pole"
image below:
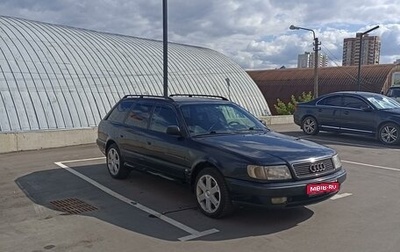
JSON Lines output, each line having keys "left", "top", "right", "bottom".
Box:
{"left": 163, "top": 0, "right": 168, "bottom": 97}
{"left": 313, "top": 37, "right": 320, "bottom": 98}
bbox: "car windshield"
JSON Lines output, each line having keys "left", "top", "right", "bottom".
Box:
{"left": 180, "top": 103, "right": 267, "bottom": 136}
{"left": 366, "top": 95, "right": 400, "bottom": 110}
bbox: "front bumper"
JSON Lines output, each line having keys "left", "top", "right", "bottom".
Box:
{"left": 226, "top": 168, "right": 347, "bottom": 208}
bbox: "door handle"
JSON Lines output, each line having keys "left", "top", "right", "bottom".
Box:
{"left": 344, "top": 111, "right": 349, "bottom": 115}
{"left": 147, "top": 141, "right": 151, "bottom": 145}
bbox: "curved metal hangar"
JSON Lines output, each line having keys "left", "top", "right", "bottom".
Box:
{"left": 97, "top": 94, "right": 347, "bottom": 218}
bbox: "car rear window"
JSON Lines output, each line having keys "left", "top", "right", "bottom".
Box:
{"left": 107, "top": 99, "right": 134, "bottom": 123}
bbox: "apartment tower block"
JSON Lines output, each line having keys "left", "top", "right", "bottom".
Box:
{"left": 342, "top": 33, "right": 381, "bottom": 66}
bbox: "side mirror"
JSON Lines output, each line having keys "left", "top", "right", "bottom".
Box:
{"left": 166, "top": 125, "right": 182, "bottom": 136}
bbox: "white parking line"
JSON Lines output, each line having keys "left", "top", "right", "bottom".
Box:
{"left": 54, "top": 161, "right": 219, "bottom": 241}
{"left": 342, "top": 160, "right": 400, "bottom": 172}
{"left": 331, "top": 193, "right": 352, "bottom": 200}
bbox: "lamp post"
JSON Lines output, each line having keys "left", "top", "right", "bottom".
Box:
{"left": 290, "top": 25, "right": 320, "bottom": 98}
{"left": 356, "top": 25, "right": 379, "bottom": 91}
{"left": 163, "top": 0, "right": 168, "bottom": 97}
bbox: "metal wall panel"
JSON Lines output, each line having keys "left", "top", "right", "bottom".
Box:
{"left": 0, "top": 16, "right": 270, "bottom": 132}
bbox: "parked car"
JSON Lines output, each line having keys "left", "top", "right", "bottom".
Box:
{"left": 294, "top": 91, "right": 400, "bottom": 145}
{"left": 97, "top": 94, "right": 346, "bottom": 218}
{"left": 386, "top": 86, "right": 400, "bottom": 102}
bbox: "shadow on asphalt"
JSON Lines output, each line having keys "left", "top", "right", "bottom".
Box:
{"left": 15, "top": 164, "right": 314, "bottom": 241}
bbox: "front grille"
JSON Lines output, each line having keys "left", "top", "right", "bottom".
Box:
{"left": 292, "top": 158, "right": 335, "bottom": 179}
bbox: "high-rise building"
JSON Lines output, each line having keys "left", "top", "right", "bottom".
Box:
{"left": 297, "top": 52, "right": 328, "bottom": 68}
{"left": 342, "top": 33, "right": 381, "bottom": 66}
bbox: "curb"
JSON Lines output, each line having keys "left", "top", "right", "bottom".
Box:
{"left": 0, "top": 116, "right": 294, "bottom": 154}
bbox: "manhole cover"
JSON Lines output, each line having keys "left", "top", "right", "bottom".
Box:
{"left": 49, "top": 198, "right": 98, "bottom": 214}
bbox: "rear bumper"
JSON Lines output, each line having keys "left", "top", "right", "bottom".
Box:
{"left": 96, "top": 138, "right": 106, "bottom": 155}
{"left": 226, "top": 168, "right": 347, "bottom": 208}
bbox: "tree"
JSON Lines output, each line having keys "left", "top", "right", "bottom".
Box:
{"left": 274, "top": 91, "right": 313, "bottom": 115}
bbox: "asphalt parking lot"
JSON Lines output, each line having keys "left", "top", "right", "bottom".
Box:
{"left": 1, "top": 123, "right": 400, "bottom": 252}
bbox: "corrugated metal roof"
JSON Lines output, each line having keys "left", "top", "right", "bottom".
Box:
{"left": 0, "top": 16, "right": 270, "bottom": 132}
{"left": 247, "top": 64, "right": 399, "bottom": 115}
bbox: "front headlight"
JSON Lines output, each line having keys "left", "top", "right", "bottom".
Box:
{"left": 247, "top": 165, "right": 292, "bottom": 180}
{"left": 332, "top": 154, "right": 342, "bottom": 169}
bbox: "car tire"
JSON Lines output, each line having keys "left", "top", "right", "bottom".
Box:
{"left": 106, "top": 143, "right": 130, "bottom": 179}
{"left": 302, "top": 116, "right": 319, "bottom": 135}
{"left": 378, "top": 123, "right": 400, "bottom": 145}
{"left": 195, "top": 167, "right": 234, "bottom": 218}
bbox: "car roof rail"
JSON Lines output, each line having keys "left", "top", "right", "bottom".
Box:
{"left": 169, "top": 94, "right": 229, "bottom": 100}
{"left": 122, "top": 94, "right": 173, "bottom": 101}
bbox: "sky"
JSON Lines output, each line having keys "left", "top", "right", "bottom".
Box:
{"left": 0, "top": 0, "right": 399, "bottom": 70}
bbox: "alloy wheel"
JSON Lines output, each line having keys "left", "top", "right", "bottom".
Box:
{"left": 107, "top": 147, "right": 120, "bottom": 176}
{"left": 380, "top": 124, "right": 399, "bottom": 144}
{"left": 196, "top": 174, "right": 221, "bottom": 214}
{"left": 302, "top": 117, "right": 318, "bottom": 135}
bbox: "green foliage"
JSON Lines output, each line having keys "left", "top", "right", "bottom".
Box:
{"left": 274, "top": 91, "right": 313, "bottom": 115}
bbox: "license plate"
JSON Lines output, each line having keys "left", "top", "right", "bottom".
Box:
{"left": 306, "top": 182, "right": 340, "bottom": 195}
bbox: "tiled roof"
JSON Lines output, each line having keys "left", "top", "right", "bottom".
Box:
{"left": 247, "top": 64, "right": 399, "bottom": 115}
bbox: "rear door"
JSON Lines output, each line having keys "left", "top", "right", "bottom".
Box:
{"left": 315, "top": 95, "right": 343, "bottom": 131}
{"left": 122, "top": 101, "right": 153, "bottom": 167}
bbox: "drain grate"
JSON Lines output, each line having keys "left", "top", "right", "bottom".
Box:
{"left": 49, "top": 198, "right": 98, "bottom": 215}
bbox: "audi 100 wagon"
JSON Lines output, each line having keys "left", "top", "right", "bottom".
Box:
{"left": 97, "top": 94, "right": 347, "bottom": 218}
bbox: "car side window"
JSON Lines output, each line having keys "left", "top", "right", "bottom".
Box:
{"left": 107, "top": 99, "right": 134, "bottom": 123}
{"left": 125, "top": 102, "right": 152, "bottom": 129}
{"left": 318, "top": 96, "right": 342, "bottom": 107}
{"left": 343, "top": 97, "right": 368, "bottom": 109}
{"left": 149, "top": 105, "right": 179, "bottom": 133}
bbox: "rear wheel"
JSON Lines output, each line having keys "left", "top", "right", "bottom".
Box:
{"left": 195, "top": 167, "right": 234, "bottom": 218}
{"left": 378, "top": 123, "right": 400, "bottom": 145}
{"left": 302, "top": 116, "right": 319, "bottom": 135}
{"left": 106, "top": 143, "right": 130, "bottom": 179}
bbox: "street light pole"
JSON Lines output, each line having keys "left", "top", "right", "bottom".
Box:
{"left": 163, "top": 0, "right": 168, "bottom": 97}
{"left": 356, "top": 25, "right": 379, "bottom": 91}
{"left": 290, "top": 25, "right": 320, "bottom": 98}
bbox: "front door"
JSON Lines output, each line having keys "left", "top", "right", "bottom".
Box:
{"left": 339, "top": 96, "right": 375, "bottom": 135}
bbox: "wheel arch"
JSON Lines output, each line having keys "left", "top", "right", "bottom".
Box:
{"left": 105, "top": 139, "right": 117, "bottom": 152}
{"left": 377, "top": 120, "right": 400, "bottom": 130}
{"left": 376, "top": 121, "right": 400, "bottom": 137}
{"left": 190, "top": 161, "right": 220, "bottom": 188}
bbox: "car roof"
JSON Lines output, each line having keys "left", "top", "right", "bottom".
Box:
{"left": 321, "top": 91, "right": 383, "bottom": 97}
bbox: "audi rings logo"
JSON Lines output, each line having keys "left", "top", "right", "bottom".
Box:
{"left": 309, "top": 162, "right": 326, "bottom": 173}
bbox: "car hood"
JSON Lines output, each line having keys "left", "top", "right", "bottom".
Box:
{"left": 195, "top": 131, "right": 335, "bottom": 163}
{"left": 383, "top": 107, "right": 400, "bottom": 114}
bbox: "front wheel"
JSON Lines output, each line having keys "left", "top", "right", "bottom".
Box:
{"left": 106, "top": 143, "right": 130, "bottom": 179}
{"left": 195, "top": 167, "right": 234, "bottom": 218}
{"left": 302, "top": 116, "right": 319, "bottom": 135}
{"left": 378, "top": 123, "right": 400, "bottom": 145}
